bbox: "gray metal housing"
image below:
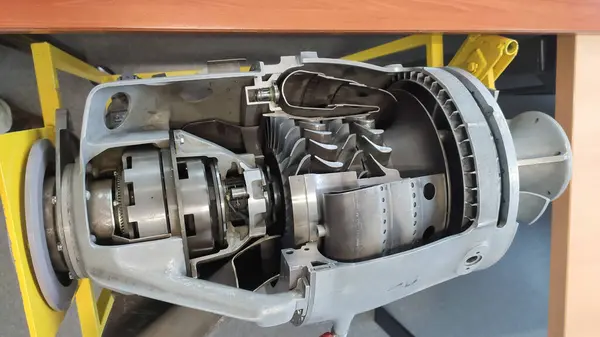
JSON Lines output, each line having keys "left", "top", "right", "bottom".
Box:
{"left": 54, "top": 53, "right": 565, "bottom": 337}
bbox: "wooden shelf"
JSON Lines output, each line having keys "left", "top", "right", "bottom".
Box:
{"left": 3, "top": 0, "right": 600, "bottom": 33}
{"left": 2, "top": 3, "right": 599, "bottom": 336}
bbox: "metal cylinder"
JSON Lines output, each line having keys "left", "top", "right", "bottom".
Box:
{"left": 121, "top": 150, "right": 170, "bottom": 238}
{"left": 88, "top": 179, "right": 116, "bottom": 239}
{"left": 42, "top": 176, "right": 69, "bottom": 273}
{"left": 322, "top": 185, "right": 388, "bottom": 262}
{"left": 509, "top": 111, "right": 572, "bottom": 225}
{"left": 178, "top": 158, "right": 216, "bottom": 256}
{"left": 230, "top": 187, "right": 248, "bottom": 199}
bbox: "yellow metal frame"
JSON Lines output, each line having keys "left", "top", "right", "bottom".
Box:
{"left": 0, "top": 127, "right": 114, "bottom": 337}
{"left": 0, "top": 43, "right": 116, "bottom": 337}
{"left": 342, "top": 34, "right": 518, "bottom": 89}
{"left": 342, "top": 33, "right": 444, "bottom": 67}
{"left": 2, "top": 35, "right": 515, "bottom": 336}
{"left": 0, "top": 127, "right": 59, "bottom": 336}
{"left": 31, "top": 43, "right": 108, "bottom": 127}
{"left": 449, "top": 34, "right": 519, "bottom": 90}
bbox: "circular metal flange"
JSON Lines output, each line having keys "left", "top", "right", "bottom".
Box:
{"left": 396, "top": 68, "right": 502, "bottom": 232}
{"left": 57, "top": 163, "right": 85, "bottom": 277}
{"left": 25, "top": 139, "right": 76, "bottom": 311}
{"left": 443, "top": 67, "right": 519, "bottom": 229}
{"left": 208, "top": 160, "right": 227, "bottom": 247}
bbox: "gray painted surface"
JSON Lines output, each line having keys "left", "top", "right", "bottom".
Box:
{"left": 0, "top": 34, "right": 554, "bottom": 337}
{"left": 385, "top": 210, "right": 551, "bottom": 337}
{"left": 212, "top": 311, "right": 387, "bottom": 337}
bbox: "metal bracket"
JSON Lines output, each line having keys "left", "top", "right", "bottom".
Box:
{"left": 449, "top": 34, "right": 519, "bottom": 89}
{"left": 341, "top": 34, "right": 444, "bottom": 67}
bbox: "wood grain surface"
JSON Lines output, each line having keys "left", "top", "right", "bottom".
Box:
{"left": 549, "top": 34, "right": 600, "bottom": 337}
{"left": 3, "top": 0, "right": 600, "bottom": 32}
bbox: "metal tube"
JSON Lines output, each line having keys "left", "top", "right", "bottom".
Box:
{"left": 230, "top": 187, "right": 248, "bottom": 199}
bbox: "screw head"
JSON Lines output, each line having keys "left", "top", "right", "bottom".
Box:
{"left": 57, "top": 243, "right": 63, "bottom": 251}
{"left": 51, "top": 196, "right": 57, "bottom": 205}
{"left": 68, "top": 272, "right": 74, "bottom": 280}
{"left": 179, "top": 136, "right": 185, "bottom": 144}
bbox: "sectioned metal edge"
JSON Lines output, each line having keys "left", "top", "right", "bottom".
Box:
{"left": 60, "top": 55, "right": 518, "bottom": 332}
{"left": 281, "top": 67, "right": 511, "bottom": 336}
{"left": 443, "top": 67, "right": 519, "bottom": 229}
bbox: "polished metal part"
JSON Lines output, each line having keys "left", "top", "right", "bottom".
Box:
{"left": 87, "top": 179, "right": 116, "bottom": 239}
{"left": 278, "top": 69, "right": 397, "bottom": 119}
{"left": 322, "top": 174, "right": 447, "bottom": 261}
{"left": 59, "top": 164, "right": 85, "bottom": 277}
{"left": 242, "top": 167, "right": 268, "bottom": 236}
{"left": 122, "top": 149, "right": 170, "bottom": 238}
{"left": 178, "top": 158, "right": 215, "bottom": 255}
{"left": 207, "top": 160, "right": 227, "bottom": 246}
{"left": 289, "top": 172, "right": 359, "bottom": 246}
{"left": 43, "top": 177, "right": 68, "bottom": 273}
{"left": 161, "top": 148, "right": 181, "bottom": 236}
{"left": 230, "top": 187, "right": 248, "bottom": 199}
{"left": 509, "top": 111, "right": 572, "bottom": 225}
{"left": 398, "top": 68, "right": 502, "bottom": 231}
{"left": 323, "top": 184, "right": 389, "bottom": 261}
{"left": 265, "top": 116, "right": 391, "bottom": 177}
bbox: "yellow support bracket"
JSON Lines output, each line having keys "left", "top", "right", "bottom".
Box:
{"left": 341, "top": 34, "right": 444, "bottom": 67}
{"left": 0, "top": 127, "right": 61, "bottom": 336}
{"left": 449, "top": 34, "right": 519, "bottom": 90}
{"left": 1, "top": 128, "right": 115, "bottom": 337}
{"left": 31, "top": 43, "right": 108, "bottom": 126}
{"left": 0, "top": 42, "right": 116, "bottom": 337}
{"left": 102, "top": 67, "right": 252, "bottom": 82}
{"left": 76, "top": 280, "right": 115, "bottom": 336}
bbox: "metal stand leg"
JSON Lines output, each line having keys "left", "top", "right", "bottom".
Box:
{"left": 374, "top": 307, "right": 415, "bottom": 337}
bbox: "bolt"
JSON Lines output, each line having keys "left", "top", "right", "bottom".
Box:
{"left": 255, "top": 87, "right": 278, "bottom": 102}
{"left": 179, "top": 136, "right": 185, "bottom": 145}
{"left": 68, "top": 272, "right": 74, "bottom": 280}
{"left": 86, "top": 163, "right": 93, "bottom": 173}
{"left": 113, "top": 200, "right": 120, "bottom": 207}
{"left": 57, "top": 243, "right": 63, "bottom": 251}
{"left": 51, "top": 196, "right": 57, "bottom": 205}
{"left": 90, "top": 235, "right": 97, "bottom": 243}
{"left": 467, "top": 62, "right": 478, "bottom": 73}
{"left": 85, "top": 190, "right": 91, "bottom": 200}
